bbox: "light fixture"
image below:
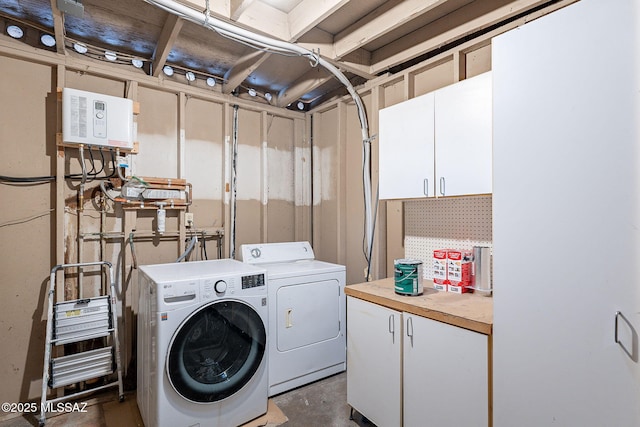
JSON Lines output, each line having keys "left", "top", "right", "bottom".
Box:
{"left": 73, "top": 42, "right": 88, "bottom": 54}
{"left": 264, "top": 93, "right": 273, "bottom": 102}
{"left": 297, "top": 101, "right": 305, "bottom": 110}
{"left": 6, "top": 25, "right": 24, "bottom": 39}
{"left": 104, "top": 51, "right": 117, "bottom": 61}
{"left": 40, "top": 34, "right": 56, "bottom": 47}
{"left": 206, "top": 77, "right": 216, "bottom": 87}
{"left": 131, "top": 58, "right": 144, "bottom": 68}
{"left": 248, "top": 88, "right": 257, "bottom": 97}
{"left": 162, "top": 65, "right": 174, "bottom": 76}
{"left": 185, "top": 71, "right": 196, "bottom": 82}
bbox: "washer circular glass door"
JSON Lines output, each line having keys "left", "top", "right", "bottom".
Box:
{"left": 166, "top": 300, "right": 266, "bottom": 403}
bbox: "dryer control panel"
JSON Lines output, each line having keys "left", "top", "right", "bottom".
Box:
{"left": 241, "top": 241, "right": 315, "bottom": 264}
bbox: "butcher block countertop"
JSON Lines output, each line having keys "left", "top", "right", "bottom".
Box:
{"left": 346, "top": 277, "right": 493, "bottom": 335}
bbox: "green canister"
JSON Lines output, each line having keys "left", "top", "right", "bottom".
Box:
{"left": 394, "top": 259, "right": 423, "bottom": 296}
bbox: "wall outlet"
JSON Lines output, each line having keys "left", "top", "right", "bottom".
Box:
{"left": 185, "top": 213, "right": 194, "bottom": 228}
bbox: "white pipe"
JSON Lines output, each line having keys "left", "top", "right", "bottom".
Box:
{"left": 145, "top": 0, "right": 375, "bottom": 275}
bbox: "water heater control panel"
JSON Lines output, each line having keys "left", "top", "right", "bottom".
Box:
{"left": 62, "top": 88, "right": 134, "bottom": 149}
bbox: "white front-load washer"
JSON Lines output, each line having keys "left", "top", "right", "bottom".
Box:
{"left": 241, "top": 241, "right": 346, "bottom": 396}
{"left": 137, "top": 259, "right": 268, "bottom": 427}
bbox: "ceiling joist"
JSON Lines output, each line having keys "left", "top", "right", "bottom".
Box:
{"left": 288, "top": 0, "right": 352, "bottom": 41}
{"left": 152, "top": 13, "right": 184, "bottom": 77}
{"left": 223, "top": 50, "right": 272, "bottom": 94}
{"left": 49, "top": 0, "right": 66, "bottom": 55}
{"left": 333, "top": 0, "right": 450, "bottom": 60}
{"left": 370, "top": 0, "right": 550, "bottom": 73}
{"left": 277, "top": 68, "right": 334, "bottom": 108}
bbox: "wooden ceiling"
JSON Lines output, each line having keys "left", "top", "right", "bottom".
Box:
{"left": 0, "top": 0, "right": 562, "bottom": 109}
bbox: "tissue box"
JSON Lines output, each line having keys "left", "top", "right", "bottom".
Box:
{"left": 433, "top": 249, "right": 449, "bottom": 292}
{"left": 447, "top": 249, "right": 473, "bottom": 293}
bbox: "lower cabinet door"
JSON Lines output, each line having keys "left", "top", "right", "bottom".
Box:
{"left": 403, "top": 313, "right": 489, "bottom": 427}
{"left": 347, "top": 296, "right": 402, "bottom": 427}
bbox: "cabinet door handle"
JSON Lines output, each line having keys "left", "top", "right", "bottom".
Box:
{"left": 388, "top": 314, "right": 395, "bottom": 343}
{"left": 406, "top": 316, "right": 414, "bottom": 347}
{"left": 439, "top": 177, "right": 445, "bottom": 196}
{"left": 614, "top": 311, "right": 635, "bottom": 360}
{"left": 423, "top": 178, "right": 429, "bottom": 197}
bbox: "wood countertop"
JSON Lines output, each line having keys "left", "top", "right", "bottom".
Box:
{"left": 346, "top": 277, "right": 493, "bottom": 335}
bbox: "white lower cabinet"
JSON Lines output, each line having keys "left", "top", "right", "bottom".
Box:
{"left": 403, "top": 313, "right": 489, "bottom": 427}
{"left": 347, "top": 296, "right": 489, "bottom": 427}
{"left": 347, "top": 296, "right": 402, "bottom": 427}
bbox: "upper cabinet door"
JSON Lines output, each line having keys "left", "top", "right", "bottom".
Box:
{"left": 379, "top": 92, "right": 435, "bottom": 199}
{"left": 435, "top": 72, "right": 492, "bottom": 197}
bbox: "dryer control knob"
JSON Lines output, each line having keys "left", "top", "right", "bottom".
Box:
{"left": 214, "top": 280, "right": 227, "bottom": 294}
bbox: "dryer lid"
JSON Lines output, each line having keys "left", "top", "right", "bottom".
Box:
{"left": 241, "top": 241, "right": 315, "bottom": 264}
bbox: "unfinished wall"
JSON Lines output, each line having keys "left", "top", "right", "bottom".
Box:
{"left": 311, "top": 38, "right": 494, "bottom": 285}
{"left": 0, "top": 55, "right": 56, "bottom": 406}
{"left": 0, "top": 46, "right": 307, "bottom": 405}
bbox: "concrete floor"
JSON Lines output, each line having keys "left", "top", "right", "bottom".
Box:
{"left": 0, "top": 372, "right": 373, "bottom": 427}
{"left": 272, "top": 372, "right": 370, "bottom": 427}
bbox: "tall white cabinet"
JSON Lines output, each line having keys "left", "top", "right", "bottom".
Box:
{"left": 492, "top": 0, "right": 640, "bottom": 426}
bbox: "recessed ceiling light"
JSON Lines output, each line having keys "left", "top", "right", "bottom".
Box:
{"left": 264, "top": 93, "right": 273, "bottom": 102}
{"left": 40, "top": 34, "right": 56, "bottom": 47}
{"left": 185, "top": 71, "right": 196, "bottom": 82}
{"left": 248, "top": 88, "right": 257, "bottom": 97}
{"left": 206, "top": 77, "right": 216, "bottom": 87}
{"left": 73, "top": 43, "right": 88, "bottom": 54}
{"left": 7, "top": 25, "right": 24, "bottom": 39}
{"left": 162, "top": 65, "right": 174, "bottom": 76}
{"left": 297, "top": 101, "right": 305, "bottom": 110}
{"left": 104, "top": 51, "right": 117, "bottom": 61}
{"left": 131, "top": 59, "right": 144, "bottom": 68}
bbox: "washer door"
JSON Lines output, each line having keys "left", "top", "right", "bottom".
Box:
{"left": 166, "top": 300, "right": 266, "bottom": 403}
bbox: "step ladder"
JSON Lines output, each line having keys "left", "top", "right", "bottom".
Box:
{"left": 39, "top": 261, "right": 124, "bottom": 426}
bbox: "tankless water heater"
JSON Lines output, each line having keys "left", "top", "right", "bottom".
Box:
{"left": 62, "top": 88, "right": 134, "bottom": 149}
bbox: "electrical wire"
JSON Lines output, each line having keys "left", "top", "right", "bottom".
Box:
{"left": 0, "top": 209, "right": 54, "bottom": 227}
{"left": 2, "top": 148, "right": 119, "bottom": 185}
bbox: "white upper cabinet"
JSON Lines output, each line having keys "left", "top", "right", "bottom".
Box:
{"left": 435, "top": 72, "right": 492, "bottom": 197}
{"left": 379, "top": 72, "right": 492, "bottom": 199}
{"left": 379, "top": 92, "right": 435, "bottom": 199}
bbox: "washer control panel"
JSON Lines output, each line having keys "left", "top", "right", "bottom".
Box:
{"left": 242, "top": 273, "right": 265, "bottom": 289}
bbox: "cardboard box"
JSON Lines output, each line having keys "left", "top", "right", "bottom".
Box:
{"left": 447, "top": 249, "right": 473, "bottom": 293}
{"left": 433, "top": 249, "right": 449, "bottom": 291}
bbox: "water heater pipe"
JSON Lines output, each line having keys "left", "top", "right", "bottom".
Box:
{"left": 146, "top": 0, "right": 375, "bottom": 276}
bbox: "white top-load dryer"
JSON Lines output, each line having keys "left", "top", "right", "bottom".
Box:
{"left": 241, "top": 241, "right": 346, "bottom": 396}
